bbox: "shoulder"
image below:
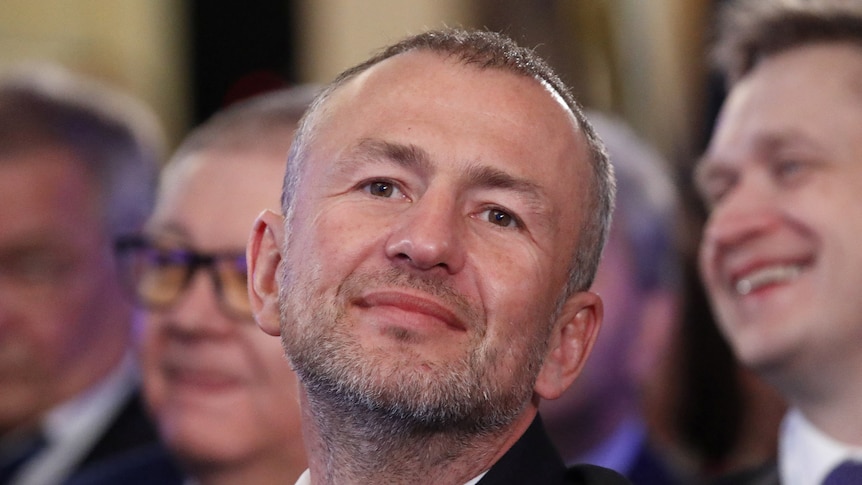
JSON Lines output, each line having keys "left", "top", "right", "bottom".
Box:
{"left": 79, "top": 388, "right": 161, "bottom": 468}
{"left": 63, "top": 444, "right": 185, "bottom": 485}
{"left": 480, "top": 416, "right": 631, "bottom": 485}
{"left": 566, "top": 464, "right": 631, "bottom": 485}
{"left": 708, "top": 461, "right": 779, "bottom": 485}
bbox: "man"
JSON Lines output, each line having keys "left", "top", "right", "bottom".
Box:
{"left": 248, "top": 29, "right": 628, "bottom": 484}
{"left": 77, "top": 87, "right": 317, "bottom": 484}
{"left": 695, "top": 1, "right": 862, "bottom": 484}
{"left": 540, "top": 113, "right": 683, "bottom": 485}
{"left": 0, "top": 64, "right": 163, "bottom": 485}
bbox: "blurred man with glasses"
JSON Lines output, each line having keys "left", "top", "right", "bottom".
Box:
{"left": 99, "top": 87, "right": 316, "bottom": 485}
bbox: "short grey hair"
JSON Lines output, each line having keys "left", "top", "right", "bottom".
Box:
{"left": 171, "top": 85, "right": 319, "bottom": 163}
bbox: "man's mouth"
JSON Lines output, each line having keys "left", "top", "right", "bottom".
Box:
{"left": 734, "top": 264, "right": 803, "bottom": 295}
{"left": 354, "top": 290, "right": 469, "bottom": 332}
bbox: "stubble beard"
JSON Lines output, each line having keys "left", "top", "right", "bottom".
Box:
{"left": 277, "top": 264, "right": 549, "bottom": 444}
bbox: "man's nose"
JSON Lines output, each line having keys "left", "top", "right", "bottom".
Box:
{"left": 702, "top": 176, "right": 783, "bottom": 251}
{"left": 163, "top": 270, "right": 233, "bottom": 337}
{"left": 384, "top": 191, "right": 466, "bottom": 274}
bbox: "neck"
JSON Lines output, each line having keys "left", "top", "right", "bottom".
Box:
{"left": 794, "top": 396, "right": 862, "bottom": 447}
{"left": 193, "top": 452, "right": 305, "bottom": 485}
{"left": 300, "top": 391, "right": 534, "bottom": 485}
{"left": 190, "top": 438, "right": 306, "bottom": 485}
{"left": 774, "top": 353, "right": 862, "bottom": 446}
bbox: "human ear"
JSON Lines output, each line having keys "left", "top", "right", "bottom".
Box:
{"left": 534, "top": 291, "right": 603, "bottom": 400}
{"left": 247, "top": 209, "right": 286, "bottom": 336}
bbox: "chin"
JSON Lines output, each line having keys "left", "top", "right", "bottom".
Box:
{"left": 167, "top": 422, "right": 259, "bottom": 465}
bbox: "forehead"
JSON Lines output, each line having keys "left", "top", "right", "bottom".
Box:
{"left": 701, "top": 43, "right": 862, "bottom": 170}
{"left": 324, "top": 50, "right": 577, "bottom": 131}
{"left": 0, "top": 148, "right": 104, "bottom": 251}
{"left": 150, "top": 148, "right": 285, "bottom": 247}
{"left": 308, "top": 49, "right": 590, "bottom": 197}
{"left": 0, "top": 147, "right": 101, "bottom": 231}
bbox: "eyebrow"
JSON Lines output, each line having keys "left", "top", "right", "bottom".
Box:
{"left": 144, "top": 221, "right": 191, "bottom": 241}
{"left": 694, "top": 130, "right": 826, "bottom": 187}
{"left": 348, "top": 137, "right": 546, "bottom": 198}
{"left": 345, "top": 138, "right": 433, "bottom": 174}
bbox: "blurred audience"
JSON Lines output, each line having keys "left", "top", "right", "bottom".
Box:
{"left": 0, "top": 64, "right": 164, "bottom": 485}
{"left": 540, "top": 112, "right": 684, "bottom": 484}
{"left": 78, "top": 86, "right": 317, "bottom": 485}
{"left": 696, "top": 1, "right": 862, "bottom": 483}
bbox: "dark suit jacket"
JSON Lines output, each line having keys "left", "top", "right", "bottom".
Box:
{"left": 626, "top": 440, "right": 685, "bottom": 485}
{"left": 709, "top": 461, "right": 779, "bottom": 485}
{"left": 60, "top": 389, "right": 172, "bottom": 485}
{"left": 62, "top": 444, "right": 184, "bottom": 485}
{"left": 479, "top": 416, "right": 631, "bottom": 484}
{"left": 66, "top": 414, "right": 628, "bottom": 485}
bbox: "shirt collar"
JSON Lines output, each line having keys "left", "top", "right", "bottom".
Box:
{"left": 779, "top": 408, "right": 862, "bottom": 485}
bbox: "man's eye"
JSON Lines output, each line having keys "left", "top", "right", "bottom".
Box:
{"left": 482, "top": 208, "right": 518, "bottom": 228}
{"left": 773, "top": 160, "right": 806, "bottom": 181}
{"left": 364, "top": 180, "right": 401, "bottom": 198}
{"left": 697, "top": 174, "right": 736, "bottom": 210}
{"left": 2, "top": 255, "right": 71, "bottom": 284}
{"left": 144, "top": 248, "right": 190, "bottom": 268}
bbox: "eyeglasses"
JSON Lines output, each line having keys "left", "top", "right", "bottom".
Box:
{"left": 114, "top": 235, "right": 251, "bottom": 320}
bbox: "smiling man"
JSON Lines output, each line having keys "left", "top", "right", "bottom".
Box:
{"left": 696, "top": 1, "right": 862, "bottom": 484}
{"left": 247, "top": 29, "right": 627, "bottom": 485}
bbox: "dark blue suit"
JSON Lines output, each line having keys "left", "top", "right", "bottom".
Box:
{"left": 479, "top": 416, "right": 631, "bottom": 484}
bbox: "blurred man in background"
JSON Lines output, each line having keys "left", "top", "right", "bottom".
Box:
{"left": 697, "top": 1, "right": 862, "bottom": 483}
{"left": 0, "top": 64, "right": 163, "bottom": 485}
{"left": 84, "top": 87, "right": 317, "bottom": 485}
{"left": 541, "top": 113, "right": 683, "bottom": 485}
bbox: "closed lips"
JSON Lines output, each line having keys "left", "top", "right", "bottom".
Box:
{"left": 354, "top": 290, "right": 469, "bottom": 332}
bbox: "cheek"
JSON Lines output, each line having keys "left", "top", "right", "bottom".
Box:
{"left": 30, "top": 298, "right": 89, "bottom": 370}
{"left": 247, "top": 330, "right": 294, "bottom": 391}
{"left": 288, "top": 204, "right": 384, "bottom": 283}
{"left": 697, "top": 237, "right": 719, "bottom": 291}
{"left": 478, "top": 251, "right": 554, "bottom": 341}
{"left": 139, "top": 316, "right": 169, "bottom": 411}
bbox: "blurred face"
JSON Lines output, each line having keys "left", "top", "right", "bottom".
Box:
{"left": 0, "top": 147, "right": 130, "bottom": 433}
{"left": 140, "top": 149, "right": 303, "bottom": 468}
{"left": 697, "top": 44, "right": 862, "bottom": 386}
{"left": 276, "top": 51, "right": 598, "bottom": 429}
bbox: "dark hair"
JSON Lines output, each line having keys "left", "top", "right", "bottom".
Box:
{"left": 713, "top": 0, "right": 862, "bottom": 84}
{"left": 284, "top": 28, "right": 614, "bottom": 295}
{"left": 0, "top": 63, "right": 163, "bottom": 236}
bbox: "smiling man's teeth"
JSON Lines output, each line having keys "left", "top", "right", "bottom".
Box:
{"left": 735, "top": 265, "right": 802, "bottom": 295}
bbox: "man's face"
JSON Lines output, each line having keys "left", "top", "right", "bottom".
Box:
{"left": 277, "top": 51, "right": 595, "bottom": 429}
{"left": 697, "top": 44, "right": 862, "bottom": 385}
{"left": 0, "top": 147, "right": 130, "bottom": 433}
{"left": 140, "top": 149, "right": 304, "bottom": 468}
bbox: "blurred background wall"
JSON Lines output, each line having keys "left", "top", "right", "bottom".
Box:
{"left": 0, "top": 0, "right": 715, "bottom": 164}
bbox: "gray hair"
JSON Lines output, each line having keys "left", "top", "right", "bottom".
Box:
{"left": 0, "top": 63, "right": 164, "bottom": 236}
{"left": 171, "top": 85, "right": 319, "bottom": 163}
{"left": 283, "top": 29, "right": 615, "bottom": 295}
